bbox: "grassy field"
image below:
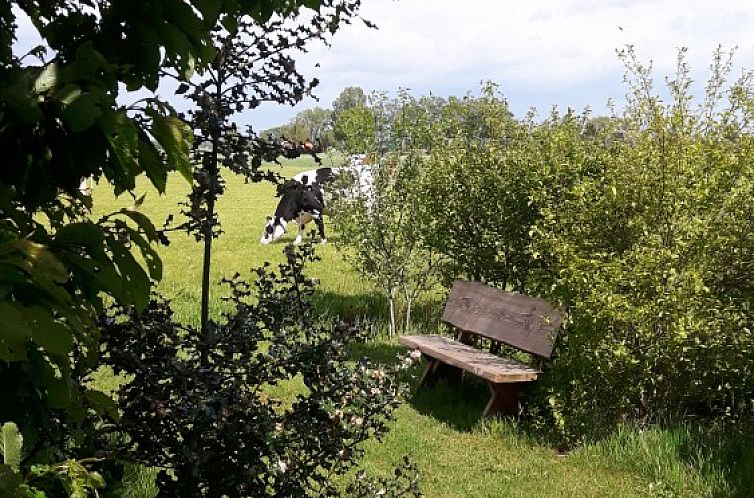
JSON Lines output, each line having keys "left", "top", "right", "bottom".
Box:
{"left": 91, "top": 157, "right": 753, "bottom": 498}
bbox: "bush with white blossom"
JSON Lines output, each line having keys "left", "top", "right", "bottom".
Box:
{"left": 101, "top": 242, "right": 422, "bottom": 497}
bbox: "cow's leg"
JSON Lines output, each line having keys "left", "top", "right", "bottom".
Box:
{"left": 294, "top": 223, "right": 305, "bottom": 245}
{"left": 314, "top": 213, "right": 326, "bottom": 244}
{"left": 293, "top": 213, "right": 313, "bottom": 245}
{"left": 293, "top": 211, "right": 312, "bottom": 244}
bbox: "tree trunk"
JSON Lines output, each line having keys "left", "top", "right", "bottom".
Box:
{"left": 200, "top": 77, "right": 222, "bottom": 361}
{"left": 200, "top": 197, "right": 215, "bottom": 338}
{"left": 403, "top": 288, "right": 413, "bottom": 334}
{"left": 387, "top": 287, "right": 396, "bottom": 337}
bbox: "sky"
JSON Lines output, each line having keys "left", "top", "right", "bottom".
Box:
{"left": 13, "top": 0, "right": 754, "bottom": 131}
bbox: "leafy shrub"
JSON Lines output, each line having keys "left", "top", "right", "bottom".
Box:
{"left": 0, "top": 192, "right": 163, "bottom": 495}
{"left": 101, "top": 243, "right": 421, "bottom": 497}
{"left": 333, "top": 91, "right": 443, "bottom": 335}
{"left": 346, "top": 456, "right": 422, "bottom": 497}
{"left": 531, "top": 47, "right": 754, "bottom": 441}
{"left": 0, "top": 421, "right": 105, "bottom": 498}
{"left": 417, "top": 83, "right": 599, "bottom": 291}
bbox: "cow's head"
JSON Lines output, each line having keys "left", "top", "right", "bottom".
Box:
{"left": 260, "top": 216, "right": 287, "bottom": 244}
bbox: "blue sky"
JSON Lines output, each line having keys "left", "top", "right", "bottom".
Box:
{"left": 13, "top": 0, "right": 754, "bottom": 130}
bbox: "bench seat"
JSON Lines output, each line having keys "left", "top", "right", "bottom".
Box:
{"left": 399, "top": 335, "right": 540, "bottom": 383}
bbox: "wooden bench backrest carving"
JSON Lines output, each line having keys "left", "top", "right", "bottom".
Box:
{"left": 440, "top": 280, "right": 564, "bottom": 358}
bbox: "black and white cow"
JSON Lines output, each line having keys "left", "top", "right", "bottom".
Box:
{"left": 260, "top": 168, "right": 336, "bottom": 245}
{"left": 292, "top": 167, "right": 337, "bottom": 187}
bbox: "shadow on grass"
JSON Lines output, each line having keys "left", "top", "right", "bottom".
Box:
{"left": 350, "top": 340, "right": 406, "bottom": 365}
{"left": 410, "top": 378, "right": 490, "bottom": 431}
{"left": 349, "top": 339, "right": 491, "bottom": 432}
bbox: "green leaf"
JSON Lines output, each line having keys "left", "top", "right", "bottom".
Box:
{"left": 0, "top": 230, "right": 16, "bottom": 256}
{"left": 0, "top": 302, "right": 30, "bottom": 361}
{"left": 192, "top": 0, "right": 223, "bottom": 25}
{"left": 84, "top": 390, "right": 120, "bottom": 422}
{"left": 116, "top": 209, "right": 158, "bottom": 241}
{"left": 0, "top": 303, "right": 30, "bottom": 341}
{"left": 65, "top": 253, "right": 125, "bottom": 305}
{"left": 61, "top": 93, "right": 102, "bottom": 132}
{"left": 161, "top": 23, "right": 193, "bottom": 56}
{"left": 38, "top": 354, "right": 76, "bottom": 410}
{"left": 0, "top": 71, "right": 43, "bottom": 123}
{"left": 101, "top": 111, "right": 140, "bottom": 192}
{"left": 150, "top": 114, "right": 193, "bottom": 183}
{"left": 54, "top": 83, "right": 83, "bottom": 106}
{"left": 138, "top": 132, "right": 168, "bottom": 193}
{"left": 166, "top": 1, "right": 204, "bottom": 40}
{"left": 33, "top": 63, "right": 58, "bottom": 94}
{"left": 131, "top": 192, "right": 147, "bottom": 210}
{"left": 0, "top": 253, "right": 71, "bottom": 308}
{"left": 126, "top": 228, "right": 162, "bottom": 281}
{"left": 221, "top": 14, "right": 238, "bottom": 34}
{"left": 134, "top": 26, "right": 161, "bottom": 90}
{"left": 161, "top": 24, "right": 196, "bottom": 78}
{"left": 182, "top": 53, "right": 196, "bottom": 80}
{"left": 16, "top": 239, "right": 68, "bottom": 284}
{"left": 69, "top": 42, "right": 109, "bottom": 80}
{"left": 108, "top": 240, "right": 151, "bottom": 313}
{"left": 0, "top": 423, "right": 23, "bottom": 473}
{"left": 23, "top": 306, "right": 74, "bottom": 357}
{"left": 0, "top": 464, "right": 26, "bottom": 498}
{"left": 55, "top": 222, "right": 103, "bottom": 248}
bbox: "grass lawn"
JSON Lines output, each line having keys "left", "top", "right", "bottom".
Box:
{"left": 91, "top": 157, "right": 754, "bottom": 498}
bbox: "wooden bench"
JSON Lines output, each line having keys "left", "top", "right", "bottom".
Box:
{"left": 399, "top": 280, "right": 564, "bottom": 417}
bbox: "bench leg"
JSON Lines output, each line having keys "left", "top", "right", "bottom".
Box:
{"left": 483, "top": 382, "right": 523, "bottom": 417}
{"left": 417, "top": 357, "right": 464, "bottom": 390}
{"left": 417, "top": 358, "right": 438, "bottom": 390}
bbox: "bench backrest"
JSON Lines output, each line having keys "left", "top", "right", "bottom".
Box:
{"left": 440, "top": 280, "right": 564, "bottom": 358}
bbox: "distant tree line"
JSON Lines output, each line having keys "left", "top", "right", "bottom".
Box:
{"left": 263, "top": 85, "right": 404, "bottom": 151}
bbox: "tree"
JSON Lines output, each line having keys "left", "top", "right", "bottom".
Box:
{"left": 332, "top": 86, "right": 368, "bottom": 147}
{"left": 0, "top": 0, "right": 229, "bottom": 488}
{"left": 333, "top": 91, "right": 442, "bottom": 335}
{"left": 333, "top": 105, "right": 376, "bottom": 152}
{"left": 263, "top": 106, "right": 334, "bottom": 149}
{"left": 296, "top": 106, "right": 333, "bottom": 143}
{"left": 87, "top": 3, "right": 422, "bottom": 495}
{"left": 0, "top": 0, "right": 387, "bottom": 495}
{"left": 332, "top": 85, "right": 368, "bottom": 116}
{"left": 103, "top": 244, "right": 421, "bottom": 496}
{"left": 170, "top": 2, "right": 367, "bottom": 347}
{"left": 418, "top": 83, "right": 539, "bottom": 289}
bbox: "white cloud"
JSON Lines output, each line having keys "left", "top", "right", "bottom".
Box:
{"left": 12, "top": 0, "right": 754, "bottom": 128}
{"left": 286, "top": 0, "right": 754, "bottom": 112}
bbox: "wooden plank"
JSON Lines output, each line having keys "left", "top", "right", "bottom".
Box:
{"left": 441, "top": 280, "right": 563, "bottom": 358}
{"left": 399, "top": 335, "right": 540, "bottom": 383}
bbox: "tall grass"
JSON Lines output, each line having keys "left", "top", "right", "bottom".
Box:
{"left": 571, "top": 423, "right": 754, "bottom": 498}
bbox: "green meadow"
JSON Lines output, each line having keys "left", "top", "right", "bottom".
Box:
{"left": 92, "top": 157, "right": 754, "bottom": 498}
